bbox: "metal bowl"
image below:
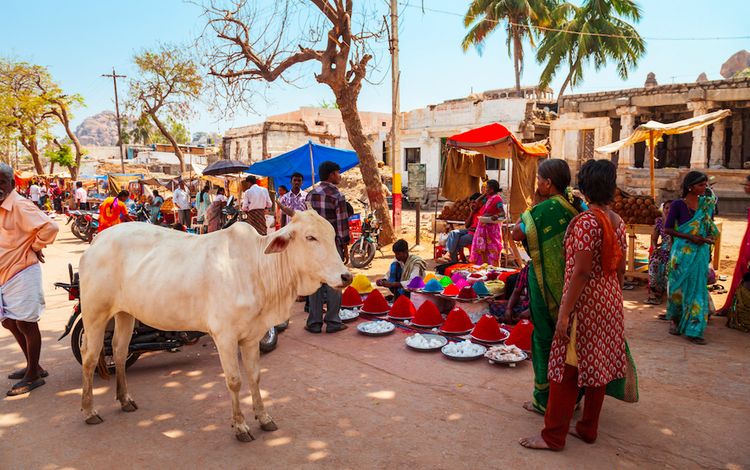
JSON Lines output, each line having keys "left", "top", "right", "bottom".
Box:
{"left": 356, "top": 321, "right": 396, "bottom": 336}
{"left": 405, "top": 334, "right": 448, "bottom": 352}
{"left": 440, "top": 343, "right": 487, "bottom": 361}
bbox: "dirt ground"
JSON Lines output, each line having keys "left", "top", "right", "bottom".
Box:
{"left": 1, "top": 213, "right": 749, "bottom": 469}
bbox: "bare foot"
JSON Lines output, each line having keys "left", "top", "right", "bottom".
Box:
{"left": 522, "top": 401, "right": 544, "bottom": 415}
{"left": 569, "top": 425, "right": 594, "bottom": 443}
{"left": 519, "top": 435, "right": 556, "bottom": 450}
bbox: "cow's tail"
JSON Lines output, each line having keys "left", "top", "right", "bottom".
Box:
{"left": 96, "top": 353, "right": 111, "bottom": 380}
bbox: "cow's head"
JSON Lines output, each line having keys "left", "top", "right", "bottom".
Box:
{"left": 264, "top": 210, "right": 352, "bottom": 295}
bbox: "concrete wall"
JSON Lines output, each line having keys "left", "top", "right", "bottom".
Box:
{"left": 399, "top": 98, "right": 529, "bottom": 188}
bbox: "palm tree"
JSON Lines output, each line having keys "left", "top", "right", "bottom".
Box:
{"left": 536, "top": 0, "right": 646, "bottom": 108}
{"left": 462, "top": 0, "right": 552, "bottom": 96}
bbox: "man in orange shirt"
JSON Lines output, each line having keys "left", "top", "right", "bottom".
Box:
{"left": 0, "top": 163, "right": 59, "bottom": 396}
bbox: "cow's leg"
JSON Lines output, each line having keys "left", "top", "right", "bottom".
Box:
{"left": 240, "top": 339, "right": 277, "bottom": 432}
{"left": 81, "top": 316, "right": 107, "bottom": 425}
{"left": 214, "top": 336, "right": 253, "bottom": 442}
{"left": 113, "top": 312, "right": 137, "bottom": 412}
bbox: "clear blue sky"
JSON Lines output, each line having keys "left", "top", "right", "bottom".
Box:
{"left": 1, "top": 0, "right": 748, "bottom": 136}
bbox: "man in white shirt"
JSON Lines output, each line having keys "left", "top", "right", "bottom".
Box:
{"left": 241, "top": 175, "right": 272, "bottom": 235}
{"left": 74, "top": 182, "right": 89, "bottom": 210}
{"left": 172, "top": 181, "right": 192, "bottom": 228}
{"left": 29, "top": 181, "right": 41, "bottom": 208}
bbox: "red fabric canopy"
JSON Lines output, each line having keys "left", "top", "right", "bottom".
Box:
{"left": 446, "top": 123, "right": 548, "bottom": 158}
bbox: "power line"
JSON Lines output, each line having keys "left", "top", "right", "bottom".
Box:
{"left": 400, "top": 2, "right": 750, "bottom": 42}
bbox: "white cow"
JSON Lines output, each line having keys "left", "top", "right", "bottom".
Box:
{"left": 78, "top": 210, "right": 352, "bottom": 441}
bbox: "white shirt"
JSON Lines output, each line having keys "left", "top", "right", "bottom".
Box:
{"left": 173, "top": 188, "right": 191, "bottom": 210}
{"left": 241, "top": 185, "right": 272, "bottom": 211}
{"left": 40, "top": 186, "right": 47, "bottom": 197}
{"left": 75, "top": 187, "right": 88, "bottom": 203}
{"left": 29, "top": 184, "right": 40, "bottom": 202}
{"left": 214, "top": 194, "right": 227, "bottom": 203}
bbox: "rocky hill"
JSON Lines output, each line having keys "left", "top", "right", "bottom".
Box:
{"left": 720, "top": 50, "right": 750, "bottom": 79}
{"left": 75, "top": 111, "right": 119, "bottom": 146}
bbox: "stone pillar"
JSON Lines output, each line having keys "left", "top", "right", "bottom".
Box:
{"left": 688, "top": 101, "right": 712, "bottom": 169}
{"left": 709, "top": 122, "right": 726, "bottom": 168}
{"left": 616, "top": 106, "right": 637, "bottom": 169}
{"left": 729, "top": 113, "right": 743, "bottom": 169}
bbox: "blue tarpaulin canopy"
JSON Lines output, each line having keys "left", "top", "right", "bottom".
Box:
{"left": 246, "top": 141, "right": 359, "bottom": 189}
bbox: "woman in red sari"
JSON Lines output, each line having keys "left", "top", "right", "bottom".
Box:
{"left": 520, "top": 159, "right": 629, "bottom": 451}
{"left": 718, "top": 175, "right": 750, "bottom": 317}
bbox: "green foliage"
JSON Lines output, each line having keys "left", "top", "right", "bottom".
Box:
{"left": 318, "top": 99, "right": 339, "bottom": 109}
{"left": 45, "top": 143, "right": 75, "bottom": 168}
{"left": 462, "top": 0, "right": 552, "bottom": 91}
{"left": 733, "top": 67, "right": 750, "bottom": 79}
{"left": 168, "top": 117, "right": 190, "bottom": 144}
{"left": 535, "top": 0, "right": 646, "bottom": 99}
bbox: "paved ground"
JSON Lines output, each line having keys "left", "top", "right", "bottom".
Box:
{"left": 1, "top": 218, "right": 749, "bottom": 469}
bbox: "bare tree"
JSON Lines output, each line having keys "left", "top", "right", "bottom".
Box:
{"left": 129, "top": 45, "right": 202, "bottom": 173}
{"left": 203, "top": 0, "right": 395, "bottom": 243}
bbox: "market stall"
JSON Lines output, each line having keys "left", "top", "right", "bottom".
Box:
{"left": 595, "top": 109, "right": 731, "bottom": 198}
{"left": 435, "top": 123, "right": 548, "bottom": 267}
{"left": 246, "top": 140, "right": 359, "bottom": 190}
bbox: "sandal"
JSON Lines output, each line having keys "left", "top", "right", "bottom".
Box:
{"left": 657, "top": 313, "right": 668, "bottom": 321}
{"left": 6, "top": 378, "right": 46, "bottom": 396}
{"left": 688, "top": 336, "right": 707, "bottom": 345}
{"left": 668, "top": 325, "right": 680, "bottom": 336}
{"left": 8, "top": 368, "right": 48, "bottom": 380}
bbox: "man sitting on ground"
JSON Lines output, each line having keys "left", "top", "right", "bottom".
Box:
{"left": 377, "top": 239, "right": 427, "bottom": 300}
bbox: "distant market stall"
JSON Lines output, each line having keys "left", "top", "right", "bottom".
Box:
{"left": 246, "top": 140, "right": 359, "bottom": 190}
{"left": 595, "top": 109, "right": 732, "bottom": 198}
{"left": 442, "top": 123, "right": 549, "bottom": 220}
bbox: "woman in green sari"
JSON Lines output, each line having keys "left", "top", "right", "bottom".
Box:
{"left": 512, "top": 159, "right": 584, "bottom": 414}
{"left": 664, "top": 171, "right": 719, "bottom": 345}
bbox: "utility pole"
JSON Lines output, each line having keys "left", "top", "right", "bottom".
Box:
{"left": 389, "top": 0, "right": 402, "bottom": 234}
{"left": 102, "top": 68, "right": 127, "bottom": 173}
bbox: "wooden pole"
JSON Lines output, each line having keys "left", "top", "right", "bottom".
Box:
{"left": 648, "top": 130, "right": 656, "bottom": 198}
{"left": 389, "top": 0, "right": 402, "bottom": 232}
{"left": 102, "top": 68, "right": 127, "bottom": 173}
{"left": 308, "top": 140, "right": 316, "bottom": 186}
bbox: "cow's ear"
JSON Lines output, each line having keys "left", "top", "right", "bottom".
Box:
{"left": 264, "top": 232, "right": 292, "bottom": 254}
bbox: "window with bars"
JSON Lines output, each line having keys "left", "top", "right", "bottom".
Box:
{"left": 579, "top": 129, "right": 595, "bottom": 163}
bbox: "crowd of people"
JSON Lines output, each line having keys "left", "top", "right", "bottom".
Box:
{"left": 2, "top": 155, "right": 748, "bottom": 454}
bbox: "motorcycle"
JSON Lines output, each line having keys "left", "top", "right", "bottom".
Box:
{"left": 349, "top": 202, "right": 383, "bottom": 268}
{"left": 56, "top": 264, "right": 281, "bottom": 372}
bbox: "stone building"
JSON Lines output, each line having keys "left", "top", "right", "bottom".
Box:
{"left": 222, "top": 107, "right": 391, "bottom": 163}
{"left": 398, "top": 86, "right": 554, "bottom": 189}
{"left": 550, "top": 77, "right": 750, "bottom": 212}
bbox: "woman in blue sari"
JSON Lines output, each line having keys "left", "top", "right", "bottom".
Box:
{"left": 665, "top": 171, "right": 718, "bottom": 345}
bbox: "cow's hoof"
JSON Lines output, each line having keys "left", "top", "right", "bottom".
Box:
{"left": 260, "top": 420, "right": 278, "bottom": 432}
{"left": 236, "top": 431, "right": 255, "bottom": 442}
{"left": 85, "top": 414, "right": 104, "bottom": 425}
{"left": 121, "top": 400, "right": 138, "bottom": 412}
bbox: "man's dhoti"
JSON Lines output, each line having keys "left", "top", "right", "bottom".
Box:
{"left": 0, "top": 263, "right": 45, "bottom": 322}
{"left": 245, "top": 209, "right": 267, "bottom": 236}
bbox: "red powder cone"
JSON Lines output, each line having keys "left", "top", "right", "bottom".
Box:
{"left": 506, "top": 319, "right": 533, "bottom": 351}
{"left": 388, "top": 295, "right": 416, "bottom": 319}
{"left": 470, "top": 314, "right": 504, "bottom": 342}
{"left": 361, "top": 289, "right": 389, "bottom": 314}
{"left": 442, "top": 284, "right": 460, "bottom": 297}
{"left": 341, "top": 286, "right": 363, "bottom": 308}
{"left": 411, "top": 300, "right": 443, "bottom": 327}
{"left": 440, "top": 306, "right": 473, "bottom": 333}
{"left": 458, "top": 285, "right": 478, "bottom": 300}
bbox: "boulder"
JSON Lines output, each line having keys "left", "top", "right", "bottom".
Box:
{"left": 720, "top": 50, "right": 750, "bottom": 79}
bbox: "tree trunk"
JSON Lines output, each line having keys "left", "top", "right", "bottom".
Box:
{"left": 55, "top": 106, "right": 84, "bottom": 180}
{"left": 513, "top": 32, "right": 522, "bottom": 96}
{"left": 334, "top": 89, "right": 395, "bottom": 245}
{"left": 556, "top": 58, "right": 578, "bottom": 110}
{"left": 19, "top": 133, "right": 44, "bottom": 174}
{"left": 149, "top": 112, "right": 185, "bottom": 173}
{"left": 49, "top": 161, "right": 55, "bottom": 174}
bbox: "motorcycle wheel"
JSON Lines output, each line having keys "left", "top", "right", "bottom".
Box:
{"left": 349, "top": 239, "right": 376, "bottom": 268}
{"left": 71, "top": 320, "right": 140, "bottom": 373}
{"left": 72, "top": 221, "right": 86, "bottom": 240}
{"left": 259, "top": 327, "right": 278, "bottom": 354}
